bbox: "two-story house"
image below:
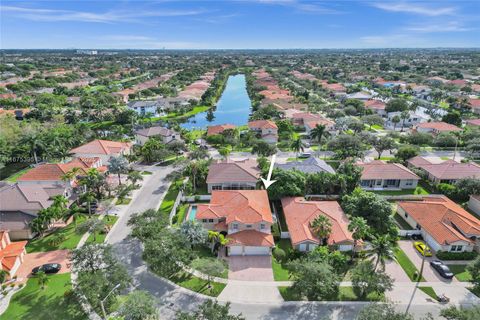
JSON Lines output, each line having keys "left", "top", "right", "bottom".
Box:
{"left": 0, "top": 230, "right": 27, "bottom": 278}
{"left": 195, "top": 190, "right": 274, "bottom": 256}
{"left": 206, "top": 159, "right": 260, "bottom": 193}
{"left": 135, "top": 126, "right": 180, "bottom": 146}
{"left": 248, "top": 120, "right": 278, "bottom": 144}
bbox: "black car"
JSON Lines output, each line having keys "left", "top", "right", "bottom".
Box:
{"left": 32, "top": 263, "right": 61, "bottom": 275}
{"left": 430, "top": 260, "right": 454, "bottom": 279}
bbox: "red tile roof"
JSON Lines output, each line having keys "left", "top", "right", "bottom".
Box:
{"left": 469, "top": 98, "right": 480, "bottom": 108}
{"left": 466, "top": 119, "right": 480, "bottom": 126}
{"left": 206, "top": 124, "right": 236, "bottom": 136}
{"left": 18, "top": 158, "right": 100, "bottom": 182}
{"left": 228, "top": 230, "right": 274, "bottom": 247}
{"left": 398, "top": 196, "right": 480, "bottom": 245}
{"left": 196, "top": 190, "right": 273, "bottom": 224}
{"left": 416, "top": 122, "right": 462, "bottom": 132}
{"left": 364, "top": 100, "right": 386, "bottom": 110}
{"left": 0, "top": 231, "right": 27, "bottom": 272}
{"left": 70, "top": 139, "right": 132, "bottom": 155}
{"left": 281, "top": 197, "right": 354, "bottom": 246}
{"left": 206, "top": 159, "right": 260, "bottom": 184}
{"left": 357, "top": 161, "right": 420, "bottom": 180}
{"left": 248, "top": 120, "right": 278, "bottom": 130}
{"left": 411, "top": 159, "right": 480, "bottom": 180}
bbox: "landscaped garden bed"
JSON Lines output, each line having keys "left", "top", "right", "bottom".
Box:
{"left": 278, "top": 286, "right": 384, "bottom": 302}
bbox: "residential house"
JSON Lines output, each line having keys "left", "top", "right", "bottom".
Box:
{"left": 465, "top": 119, "right": 480, "bottom": 127}
{"left": 135, "top": 126, "right": 180, "bottom": 145}
{"left": 415, "top": 121, "right": 462, "bottom": 135}
{"left": 469, "top": 98, "right": 480, "bottom": 115}
{"left": 281, "top": 197, "right": 354, "bottom": 252}
{"left": 207, "top": 124, "right": 236, "bottom": 136}
{"left": 275, "top": 157, "right": 335, "bottom": 174}
{"left": 364, "top": 100, "right": 387, "bottom": 116}
{"left": 397, "top": 196, "right": 480, "bottom": 253}
{"left": 248, "top": 120, "right": 278, "bottom": 143}
{"left": 357, "top": 161, "right": 420, "bottom": 190}
{"left": 70, "top": 140, "right": 132, "bottom": 164}
{"left": 195, "top": 190, "right": 274, "bottom": 255}
{"left": 0, "top": 183, "right": 70, "bottom": 240}
{"left": 345, "top": 92, "right": 372, "bottom": 101}
{"left": 468, "top": 195, "right": 480, "bottom": 216}
{"left": 408, "top": 156, "right": 480, "bottom": 184}
{"left": 127, "top": 100, "right": 165, "bottom": 117}
{"left": 385, "top": 111, "right": 428, "bottom": 130}
{"left": 0, "top": 231, "right": 27, "bottom": 279}
{"left": 206, "top": 159, "right": 260, "bottom": 193}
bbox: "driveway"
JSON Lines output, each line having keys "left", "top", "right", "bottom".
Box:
{"left": 16, "top": 249, "right": 70, "bottom": 281}
{"left": 384, "top": 259, "right": 411, "bottom": 282}
{"left": 228, "top": 256, "right": 274, "bottom": 281}
{"left": 398, "top": 240, "right": 458, "bottom": 283}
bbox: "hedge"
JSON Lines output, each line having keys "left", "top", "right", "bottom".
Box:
{"left": 436, "top": 250, "right": 478, "bottom": 261}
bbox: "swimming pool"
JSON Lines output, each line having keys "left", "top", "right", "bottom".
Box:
{"left": 188, "top": 205, "right": 197, "bottom": 221}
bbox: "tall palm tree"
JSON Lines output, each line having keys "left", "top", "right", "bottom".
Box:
{"left": 310, "top": 124, "right": 326, "bottom": 145}
{"left": 400, "top": 110, "right": 410, "bottom": 132}
{"left": 310, "top": 215, "right": 332, "bottom": 246}
{"left": 108, "top": 156, "right": 129, "bottom": 185}
{"left": 347, "top": 217, "right": 370, "bottom": 258}
{"left": 79, "top": 191, "right": 96, "bottom": 216}
{"left": 50, "top": 195, "right": 69, "bottom": 220}
{"left": 185, "top": 161, "right": 200, "bottom": 192}
{"left": 22, "top": 132, "right": 44, "bottom": 164}
{"left": 290, "top": 138, "right": 306, "bottom": 161}
{"left": 367, "top": 235, "right": 396, "bottom": 270}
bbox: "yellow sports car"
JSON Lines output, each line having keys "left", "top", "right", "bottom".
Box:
{"left": 414, "top": 241, "right": 432, "bottom": 257}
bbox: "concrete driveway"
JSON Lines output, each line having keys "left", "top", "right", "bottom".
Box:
{"left": 398, "top": 240, "right": 457, "bottom": 283}
{"left": 228, "top": 256, "right": 274, "bottom": 281}
{"left": 16, "top": 249, "right": 70, "bottom": 282}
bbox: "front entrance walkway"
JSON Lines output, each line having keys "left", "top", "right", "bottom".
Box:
{"left": 228, "top": 256, "right": 274, "bottom": 281}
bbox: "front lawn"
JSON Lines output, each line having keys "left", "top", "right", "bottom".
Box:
{"left": 169, "top": 271, "right": 226, "bottom": 297}
{"left": 86, "top": 215, "right": 119, "bottom": 244}
{"left": 393, "top": 247, "right": 426, "bottom": 282}
{"left": 272, "top": 239, "right": 292, "bottom": 281}
{"left": 26, "top": 216, "right": 89, "bottom": 253}
{"left": 278, "top": 286, "right": 384, "bottom": 301}
{"left": 2, "top": 273, "right": 86, "bottom": 320}
{"left": 447, "top": 264, "right": 472, "bottom": 282}
{"left": 159, "top": 180, "right": 183, "bottom": 217}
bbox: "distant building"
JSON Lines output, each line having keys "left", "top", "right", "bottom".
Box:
{"left": 70, "top": 140, "right": 132, "bottom": 163}
{"left": 408, "top": 156, "right": 480, "bottom": 184}
{"left": 135, "top": 126, "right": 180, "bottom": 145}
{"left": 76, "top": 49, "right": 98, "bottom": 55}
{"left": 207, "top": 124, "right": 236, "bottom": 136}
{"left": 248, "top": 120, "right": 278, "bottom": 143}
{"left": 127, "top": 100, "right": 165, "bottom": 117}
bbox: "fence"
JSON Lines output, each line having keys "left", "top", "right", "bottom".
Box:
{"left": 169, "top": 189, "right": 184, "bottom": 224}
{"left": 181, "top": 195, "right": 212, "bottom": 202}
{"left": 280, "top": 232, "right": 290, "bottom": 239}
{"left": 398, "top": 229, "right": 422, "bottom": 237}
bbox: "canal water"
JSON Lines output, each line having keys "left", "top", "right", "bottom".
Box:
{"left": 180, "top": 74, "right": 252, "bottom": 129}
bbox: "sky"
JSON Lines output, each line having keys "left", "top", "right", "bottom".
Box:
{"left": 1, "top": 0, "right": 479, "bottom": 49}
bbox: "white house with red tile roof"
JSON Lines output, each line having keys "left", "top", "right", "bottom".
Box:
{"left": 248, "top": 120, "right": 278, "bottom": 143}
{"left": 206, "top": 124, "right": 236, "bottom": 136}
{"left": 0, "top": 230, "right": 27, "bottom": 278}
{"left": 135, "top": 126, "right": 180, "bottom": 145}
{"left": 397, "top": 196, "right": 480, "bottom": 253}
{"left": 195, "top": 190, "right": 274, "bottom": 256}
{"left": 468, "top": 195, "right": 480, "bottom": 216}
{"left": 206, "top": 159, "right": 260, "bottom": 193}
{"left": 70, "top": 139, "right": 132, "bottom": 163}
{"left": 357, "top": 161, "right": 420, "bottom": 190}
{"left": 408, "top": 156, "right": 480, "bottom": 184}
{"left": 281, "top": 197, "right": 354, "bottom": 252}
{"left": 415, "top": 121, "right": 462, "bottom": 135}
{"left": 364, "top": 100, "right": 387, "bottom": 116}
{"left": 469, "top": 98, "right": 480, "bottom": 114}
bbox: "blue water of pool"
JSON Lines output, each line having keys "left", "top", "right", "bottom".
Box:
{"left": 188, "top": 205, "right": 197, "bottom": 221}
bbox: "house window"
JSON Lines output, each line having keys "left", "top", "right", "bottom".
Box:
{"left": 208, "top": 219, "right": 214, "bottom": 223}
{"left": 451, "top": 245, "right": 463, "bottom": 252}
{"left": 232, "top": 224, "right": 238, "bottom": 230}
{"left": 416, "top": 224, "right": 421, "bottom": 230}
{"left": 246, "top": 224, "right": 252, "bottom": 229}
{"left": 376, "top": 180, "right": 382, "bottom": 186}
{"left": 260, "top": 223, "right": 266, "bottom": 230}
{"left": 360, "top": 180, "right": 370, "bottom": 187}
{"left": 212, "top": 185, "right": 222, "bottom": 190}
{"left": 405, "top": 179, "right": 413, "bottom": 186}
{"left": 385, "top": 179, "right": 397, "bottom": 186}
{"left": 202, "top": 219, "right": 208, "bottom": 223}
{"left": 404, "top": 212, "right": 408, "bottom": 218}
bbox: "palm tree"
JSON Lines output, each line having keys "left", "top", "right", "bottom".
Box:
{"left": 310, "top": 124, "right": 326, "bottom": 145}
{"left": 185, "top": 161, "right": 200, "bottom": 192}
{"left": 367, "top": 235, "right": 396, "bottom": 270}
{"left": 36, "top": 271, "right": 49, "bottom": 290}
{"left": 127, "top": 170, "right": 143, "bottom": 187}
{"left": 64, "top": 203, "right": 86, "bottom": 226}
{"left": 347, "top": 217, "right": 370, "bottom": 258}
{"left": 218, "top": 145, "right": 232, "bottom": 160}
{"left": 310, "top": 215, "right": 332, "bottom": 246}
{"left": 61, "top": 167, "right": 81, "bottom": 184}
{"left": 79, "top": 191, "right": 96, "bottom": 216}
{"left": 290, "top": 138, "right": 306, "bottom": 161}
{"left": 400, "top": 110, "right": 410, "bottom": 132}
{"left": 22, "top": 132, "right": 44, "bottom": 164}
{"left": 207, "top": 231, "right": 229, "bottom": 255}
{"left": 108, "top": 156, "right": 129, "bottom": 185}
{"left": 51, "top": 195, "right": 69, "bottom": 220}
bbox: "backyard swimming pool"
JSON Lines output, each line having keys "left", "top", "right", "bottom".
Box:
{"left": 188, "top": 205, "right": 198, "bottom": 221}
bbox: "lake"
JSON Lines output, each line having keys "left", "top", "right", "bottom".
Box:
{"left": 180, "top": 74, "right": 252, "bottom": 129}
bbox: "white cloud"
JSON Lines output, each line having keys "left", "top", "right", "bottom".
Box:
{"left": 247, "top": 0, "right": 343, "bottom": 14}
{"left": 405, "top": 22, "right": 472, "bottom": 33}
{"left": 0, "top": 5, "right": 208, "bottom": 23}
{"left": 371, "top": 2, "right": 456, "bottom": 16}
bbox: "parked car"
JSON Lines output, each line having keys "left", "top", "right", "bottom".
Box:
{"left": 430, "top": 260, "right": 454, "bottom": 279}
{"left": 414, "top": 241, "right": 432, "bottom": 257}
{"left": 32, "top": 263, "right": 61, "bottom": 275}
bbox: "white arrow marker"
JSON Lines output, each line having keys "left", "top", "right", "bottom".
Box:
{"left": 261, "top": 154, "right": 277, "bottom": 189}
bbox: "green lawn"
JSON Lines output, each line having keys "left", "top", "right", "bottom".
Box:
{"left": 393, "top": 213, "right": 413, "bottom": 230}
{"left": 372, "top": 186, "right": 430, "bottom": 196}
{"left": 278, "top": 286, "right": 384, "bottom": 301}
{"left": 141, "top": 170, "right": 153, "bottom": 175}
{"left": 447, "top": 265, "right": 472, "bottom": 282}
{"left": 4, "top": 166, "right": 32, "bottom": 182}
{"left": 86, "top": 215, "right": 119, "bottom": 244}
{"left": 175, "top": 204, "right": 189, "bottom": 225}
{"left": 371, "top": 124, "right": 384, "bottom": 130}
{"left": 169, "top": 271, "right": 226, "bottom": 297}
{"left": 156, "top": 106, "right": 210, "bottom": 121}
{"left": 418, "top": 286, "right": 439, "bottom": 301}
{"left": 159, "top": 180, "right": 183, "bottom": 216}
{"left": 272, "top": 239, "right": 292, "bottom": 281}
{"left": 393, "top": 247, "right": 426, "bottom": 282}
{"left": 115, "top": 198, "right": 131, "bottom": 205}
{"left": 2, "top": 273, "right": 86, "bottom": 320}
{"left": 26, "top": 216, "right": 89, "bottom": 253}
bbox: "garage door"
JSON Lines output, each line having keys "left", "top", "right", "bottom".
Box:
{"left": 244, "top": 246, "right": 270, "bottom": 255}
{"left": 229, "top": 246, "right": 243, "bottom": 256}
